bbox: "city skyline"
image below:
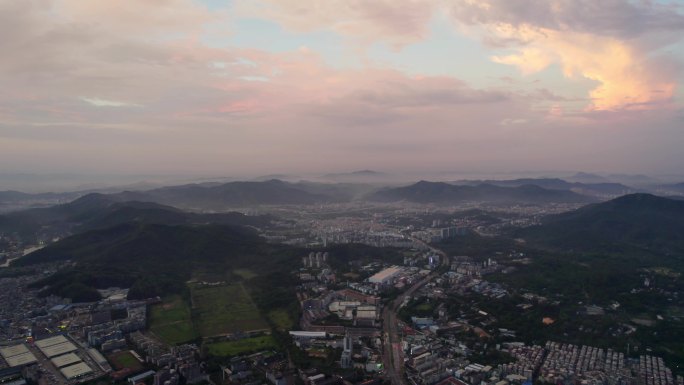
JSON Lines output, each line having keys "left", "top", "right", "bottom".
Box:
{"left": 2, "top": 0, "right": 684, "bottom": 176}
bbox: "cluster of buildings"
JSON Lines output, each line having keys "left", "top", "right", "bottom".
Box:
{"left": 293, "top": 240, "right": 684, "bottom": 385}
{"left": 403, "top": 333, "right": 459, "bottom": 385}
{"left": 499, "top": 344, "right": 543, "bottom": 380}
{"left": 0, "top": 265, "right": 65, "bottom": 340}
{"left": 411, "top": 227, "right": 468, "bottom": 243}
{"left": 81, "top": 301, "right": 146, "bottom": 353}
{"left": 399, "top": 330, "right": 684, "bottom": 385}
{"left": 303, "top": 252, "right": 330, "bottom": 268}
{"left": 288, "top": 331, "right": 383, "bottom": 375}
{"left": 304, "top": 214, "right": 416, "bottom": 248}
{"left": 538, "top": 342, "right": 629, "bottom": 383}
{"left": 300, "top": 288, "right": 381, "bottom": 332}
{"left": 443, "top": 272, "right": 508, "bottom": 300}
{"left": 449, "top": 256, "right": 502, "bottom": 277}
{"left": 368, "top": 266, "right": 404, "bottom": 286}
{"left": 495, "top": 341, "right": 684, "bottom": 385}
{"left": 0, "top": 333, "right": 105, "bottom": 384}
{"left": 219, "top": 351, "right": 290, "bottom": 385}
{"left": 295, "top": 264, "right": 387, "bottom": 375}
{"left": 367, "top": 266, "right": 432, "bottom": 292}
{"left": 638, "top": 355, "right": 679, "bottom": 385}
{"left": 0, "top": 265, "right": 206, "bottom": 385}
{"left": 127, "top": 331, "right": 203, "bottom": 383}
{"left": 322, "top": 231, "right": 414, "bottom": 248}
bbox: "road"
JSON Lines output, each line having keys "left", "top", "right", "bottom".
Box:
{"left": 382, "top": 238, "right": 448, "bottom": 385}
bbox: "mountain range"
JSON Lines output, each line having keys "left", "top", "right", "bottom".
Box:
{"left": 452, "top": 178, "right": 635, "bottom": 196}
{"left": 109, "top": 179, "right": 334, "bottom": 209}
{"left": 0, "top": 193, "right": 274, "bottom": 242}
{"left": 368, "top": 181, "right": 594, "bottom": 204}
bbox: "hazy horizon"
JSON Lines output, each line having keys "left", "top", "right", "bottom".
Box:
{"left": 2, "top": 1, "right": 684, "bottom": 179}
{"left": 2, "top": 168, "right": 684, "bottom": 194}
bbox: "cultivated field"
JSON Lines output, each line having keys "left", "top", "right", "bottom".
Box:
{"left": 149, "top": 295, "right": 198, "bottom": 345}
{"left": 233, "top": 268, "right": 258, "bottom": 280}
{"left": 268, "top": 309, "right": 293, "bottom": 330}
{"left": 191, "top": 282, "right": 269, "bottom": 337}
{"left": 205, "top": 335, "right": 277, "bottom": 357}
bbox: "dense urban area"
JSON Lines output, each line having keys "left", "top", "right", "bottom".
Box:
{"left": 1, "top": 175, "right": 684, "bottom": 385}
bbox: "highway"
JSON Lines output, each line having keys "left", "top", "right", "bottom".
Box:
{"left": 382, "top": 237, "right": 448, "bottom": 385}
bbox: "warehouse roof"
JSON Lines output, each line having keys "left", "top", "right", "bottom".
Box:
{"left": 0, "top": 344, "right": 29, "bottom": 359}
{"left": 368, "top": 266, "right": 403, "bottom": 283}
{"left": 39, "top": 341, "right": 77, "bottom": 358}
{"left": 51, "top": 353, "right": 82, "bottom": 368}
{"left": 4, "top": 352, "right": 38, "bottom": 367}
{"left": 35, "top": 335, "right": 68, "bottom": 348}
{"left": 60, "top": 362, "right": 92, "bottom": 380}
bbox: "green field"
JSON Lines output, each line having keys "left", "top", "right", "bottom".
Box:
{"left": 234, "top": 268, "right": 258, "bottom": 280}
{"left": 191, "top": 282, "right": 269, "bottom": 337}
{"left": 205, "top": 335, "right": 277, "bottom": 356}
{"left": 268, "top": 309, "right": 293, "bottom": 330}
{"left": 108, "top": 350, "right": 143, "bottom": 371}
{"left": 149, "top": 295, "right": 198, "bottom": 345}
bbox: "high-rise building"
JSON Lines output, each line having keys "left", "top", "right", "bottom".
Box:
{"left": 340, "top": 333, "right": 352, "bottom": 368}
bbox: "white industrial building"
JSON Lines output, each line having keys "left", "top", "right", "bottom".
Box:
{"left": 368, "top": 266, "right": 403, "bottom": 285}
{"left": 35, "top": 335, "right": 78, "bottom": 358}
{"left": 60, "top": 362, "right": 93, "bottom": 380}
{"left": 0, "top": 344, "right": 38, "bottom": 368}
{"left": 51, "top": 353, "right": 82, "bottom": 368}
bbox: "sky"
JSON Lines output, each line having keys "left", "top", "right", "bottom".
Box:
{"left": 2, "top": 0, "right": 684, "bottom": 178}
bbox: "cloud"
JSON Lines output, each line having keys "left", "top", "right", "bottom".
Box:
{"left": 55, "top": 0, "right": 221, "bottom": 37}
{"left": 81, "top": 97, "right": 142, "bottom": 108}
{"left": 450, "top": 0, "right": 684, "bottom": 40}
{"left": 233, "top": 0, "right": 438, "bottom": 47}
{"left": 2, "top": 0, "right": 684, "bottom": 176}
{"left": 449, "top": 0, "right": 684, "bottom": 111}
{"left": 346, "top": 76, "right": 508, "bottom": 107}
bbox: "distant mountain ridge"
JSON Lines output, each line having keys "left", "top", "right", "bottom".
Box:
{"left": 368, "top": 181, "right": 594, "bottom": 204}
{"left": 0, "top": 190, "right": 73, "bottom": 201}
{"left": 452, "top": 178, "right": 635, "bottom": 196}
{"left": 108, "top": 179, "right": 334, "bottom": 209}
{"left": 319, "top": 170, "right": 393, "bottom": 183}
{"left": 0, "top": 193, "right": 274, "bottom": 241}
{"left": 566, "top": 172, "right": 611, "bottom": 184}
{"left": 655, "top": 182, "right": 684, "bottom": 195}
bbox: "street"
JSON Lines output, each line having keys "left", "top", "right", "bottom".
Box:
{"left": 382, "top": 238, "right": 448, "bottom": 385}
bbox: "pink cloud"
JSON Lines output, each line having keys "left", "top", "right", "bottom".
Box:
{"left": 1, "top": 0, "right": 683, "bottom": 176}
{"left": 233, "top": 0, "right": 438, "bottom": 47}
{"left": 449, "top": 0, "right": 683, "bottom": 111}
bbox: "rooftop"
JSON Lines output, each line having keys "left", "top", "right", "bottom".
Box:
{"left": 39, "top": 341, "right": 78, "bottom": 358}
{"left": 60, "top": 362, "right": 92, "bottom": 380}
{"left": 0, "top": 344, "right": 29, "bottom": 360}
{"left": 51, "top": 353, "right": 82, "bottom": 368}
{"left": 35, "top": 335, "right": 69, "bottom": 348}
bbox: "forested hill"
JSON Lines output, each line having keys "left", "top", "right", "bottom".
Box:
{"left": 518, "top": 193, "right": 684, "bottom": 254}
{"left": 0, "top": 193, "right": 274, "bottom": 241}
{"left": 15, "top": 223, "right": 301, "bottom": 301}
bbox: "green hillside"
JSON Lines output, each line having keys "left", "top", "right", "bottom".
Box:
{"left": 519, "top": 193, "right": 684, "bottom": 254}
{"left": 16, "top": 222, "right": 301, "bottom": 301}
